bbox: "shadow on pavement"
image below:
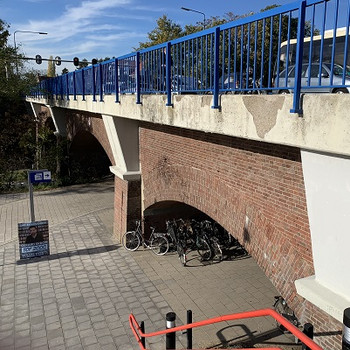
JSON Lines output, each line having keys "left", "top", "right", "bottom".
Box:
{"left": 210, "top": 324, "right": 300, "bottom": 349}
{"left": 16, "top": 244, "right": 120, "bottom": 265}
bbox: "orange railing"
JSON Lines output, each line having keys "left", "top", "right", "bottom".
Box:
{"left": 129, "top": 308, "right": 323, "bottom": 350}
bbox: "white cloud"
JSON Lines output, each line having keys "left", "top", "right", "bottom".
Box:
{"left": 19, "top": 0, "right": 133, "bottom": 43}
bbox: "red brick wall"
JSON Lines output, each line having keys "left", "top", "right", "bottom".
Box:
{"left": 114, "top": 176, "right": 128, "bottom": 240}
{"left": 139, "top": 123, "right": 342, "bottom": 349}
{"left": 113, "top": 176, "right": 141, "bottom": 242}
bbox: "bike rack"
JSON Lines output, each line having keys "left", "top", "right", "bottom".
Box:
{"left": 129, "top": 307, "right": 323, "bottom": 350}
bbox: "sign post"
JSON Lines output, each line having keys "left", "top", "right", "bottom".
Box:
{"left": 27, "top": 170, "right": 51, "bottom": 222}
{"left": 18, "top": 170, "right": 52, "bottom": 260}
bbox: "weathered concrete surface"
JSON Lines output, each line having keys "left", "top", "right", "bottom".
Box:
{"left": 27, "top": 93, "right": 350, "bottom": 157}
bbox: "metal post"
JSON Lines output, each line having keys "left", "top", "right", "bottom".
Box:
{"left": 82, "top": 69, "right": 86, "bottom": 101}
{"left": 343, "top": 308, "right": 350, "bottom": 349}
{"left": 66, "top": 74, "right": 69, "bottom": 100}
{"left": 28, "top": 172, "right": 35, "bottom": 222}
{"left": 140, "top": 321, "right": 146, "bottom": 348}
{"left": 92, "top": 65, "right": 96, "bottom": 102}
{"left": 166, "top": 312, "right": 176, "bottom": 350}
{"left": 73, "top": 71, "right": 77, "bottom": 100}
{"left": 212, "top": 27, "right": 220, "bottom": 109}
{"left": 99, "top": 63, "right": 103, "bottom": 102}
{"left": 136, "top": 52, "right": 141, "bottom": 104}
{"left": 290, "top": 0, "right": 306, "bottom": 114}
{"left": 166, "top": 42, "right": 172, "bottom": 107}
{"left": 187, "top": 310, "right": 192, "bottom": 349}
{"left": 302, "top": 323, "right": 313, "bottom": 350}
{"left": 115, "top": 58, "right": 120, "bottom": 103}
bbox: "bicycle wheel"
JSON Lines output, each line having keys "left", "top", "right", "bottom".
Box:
{"left": 150, "top": 235, "right": 169, "bottom": 256}
{"left": 179, "top": 251, "right": 187, "bottom": 266}
{"left": 212, "top": 241, "right": 223, "bottom": 261}
{"left": 177, "top": 245, "right": 187, "bottom": 266}
{"left": 197, "top": 237, "right": 212, "bottom": 261}
{"left": 122, "top": 231, "right": 140, "bottom": 251}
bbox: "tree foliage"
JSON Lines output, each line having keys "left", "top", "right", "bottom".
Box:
{"left": 0, "top": 19, "right": 44, "bottom": 191}
{"left": 47, "top": 55, "right": 56, "bottom": 77}
{"left": 136, "top": 15, "right": 183, "bottom": 49}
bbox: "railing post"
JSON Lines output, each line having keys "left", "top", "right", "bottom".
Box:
{"left": 212, "top": 27, "right": 220, "bottom": 109}
{"left": 60, "top": 76, "right": 64, "bottom": 100}
{"left": 187, "top": 310, "right": 192, "bottom": 349}
{"left": 82, "top": 69, "right": 85, "bottom": 101}
{"left": 166, "top": 312, "right": 176, "bottom": 350}
{"left": 136, "top": 52, "right": 141, "bottom": 104}
{"left": 66, "top": 74, "right": 69, "bottom": 100}
{"left": 140, "top": 321, "right": 146, "bottom": 348}
{"left": 166, "top": 41, "right": 172, "bottom": 107}
{"left": 115, "top": 58, "right": 119, "bottom": 103}
{"left": 343, "top": 308, "right": 350, "bottom": 349}
{"left": 302, "top": 323, "right": 313, "bottom": 350}
{"left": 73, "top": 71, "right": 77, "bottom": 100}
{"left": 99, "top": 63, "right": 103, "bottom": 102}
{"left": 92, "top": 65, "right": 96, "bottom": 102}
{"left": 290, "top": 0, "right": 306, "bottom": 114}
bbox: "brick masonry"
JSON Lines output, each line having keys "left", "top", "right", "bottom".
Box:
{"left": 139, "top": 122, "right": 342, "bottom": 349}
{"left": 113, "top": 176, "right": 141, "bottom": 240}
{"left": 66, "top": 111, "right": 115, "bottom": 165}
{"left": 39, "top": 105, "right": 342, "bottom": 348}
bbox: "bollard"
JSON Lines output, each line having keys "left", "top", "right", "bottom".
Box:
{"left": 343, "top": 308, "right": 350, "bottom": 349}
{"left": 166, "top": 312, "right": 176, "bottom": 350}
{"left": 140, "top": 321, "right": 145, "bottom": 348}
{"left": 187, "top": 310, "right": 192, "bottom": 349}
{"left": 302, "top": 323, "right": 313, "bottom": 350}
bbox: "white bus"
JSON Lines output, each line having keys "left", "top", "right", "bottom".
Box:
{"left": 274, "top": 27, "right": 350, "bottom": 93}
{"left": 279, "top": 27, "right": 350, "bottom": 70}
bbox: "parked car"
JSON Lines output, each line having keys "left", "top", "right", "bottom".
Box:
{"left": 274, "top": 62, "right": 350, "bottom": 94}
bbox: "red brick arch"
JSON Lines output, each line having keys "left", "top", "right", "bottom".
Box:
{"left": 66, "top": 111, "right": 115, "bottom": 165}
{"left": 140, "top": 124, "right": 315, "bottom": 321}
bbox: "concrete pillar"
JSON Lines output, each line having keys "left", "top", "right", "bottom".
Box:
{"left": 103, "top": 115, "right": 142, "bottom": 242}
{"left": 45, "top": 105, "right": 67, "bottom": 136}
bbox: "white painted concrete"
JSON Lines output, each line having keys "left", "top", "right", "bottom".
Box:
{"left": 297, "top": 150, "right": 350, "bottom": 321}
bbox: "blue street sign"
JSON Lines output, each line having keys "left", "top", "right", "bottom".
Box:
{"left": 29, "top": 170, "right": 52, "bottom": 184}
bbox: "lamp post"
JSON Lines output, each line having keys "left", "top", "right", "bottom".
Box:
{"left": 13, "top": 30, "right": 48, "bottom": 51}
{"left": 181, "top": 7, "right": 206, "bottom": 30}
{"left": 13, "top": 30, "right": 48, "bottom": 73}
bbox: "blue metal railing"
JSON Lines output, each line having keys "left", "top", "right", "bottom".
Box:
{"left": 30, "top": 0, "right": 350, "bottom": 113}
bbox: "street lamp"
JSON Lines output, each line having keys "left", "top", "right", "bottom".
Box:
{"left": 13, "top": 30, "right": 48, "bottom": 51}
{"left": 181, "top": 7, "right": 206, "bottom": 30}
{"left": 13, "top": 30, "right": 48, "bottom": 74}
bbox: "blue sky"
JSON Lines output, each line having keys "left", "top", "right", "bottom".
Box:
{"left": 1, "top": 0, "right": 314, "bottom": 72}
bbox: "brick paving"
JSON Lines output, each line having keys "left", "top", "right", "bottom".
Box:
{"left": 0, "top": 179, "right": 298, "bottom": 349}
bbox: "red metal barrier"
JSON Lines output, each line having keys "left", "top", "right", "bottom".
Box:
{"left": 129, "top": 307, "right": 323, "bottom": 350}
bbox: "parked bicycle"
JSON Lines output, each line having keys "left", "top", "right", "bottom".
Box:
{"left": 166, "top": 219, "right": 188, "bottom": 266}
{"left": 122, "top": 220, "right": 169, "bottom": 256}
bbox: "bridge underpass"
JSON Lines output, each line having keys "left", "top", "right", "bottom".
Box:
{"left": 27, "top": 91, "right": 350, "bottom": 349}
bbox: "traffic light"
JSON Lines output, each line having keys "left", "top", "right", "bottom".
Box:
{"left": 35, "top": 54, "right": 42, "bottom": 64}
{"left": 73, "top": 57, "right": 79, "bottom": 66}
{"left": 91, "top": 58, "right": 97, "bottom": 65}
{"left": 55, "top": 56, "right": 61, "bottom": 66}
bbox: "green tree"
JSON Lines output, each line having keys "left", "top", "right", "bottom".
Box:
{"left": 136, "top": 15, "right": 183, "bottom": 49}
{"left": 0, "top": 19, "right": 43, "bottom": 191}
{"left": 77, "top": 58, "right": 89, "bottom": 69}
{"left": 47, "top": 55, "right": 56, "bottom": 77}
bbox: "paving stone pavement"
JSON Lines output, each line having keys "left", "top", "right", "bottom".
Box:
{"left": 0, "top": 179, "right": 299, "bottom": 349}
